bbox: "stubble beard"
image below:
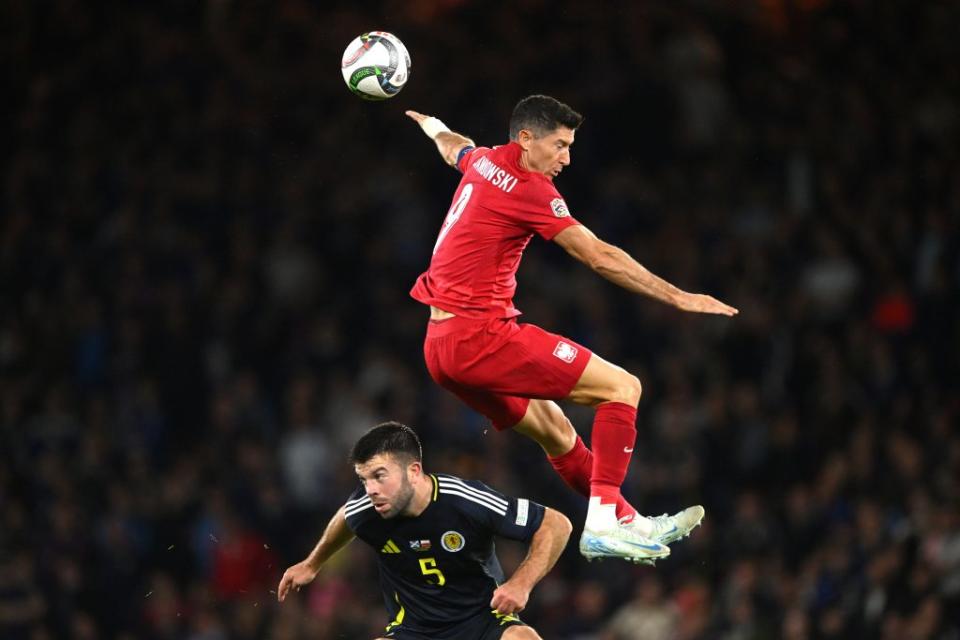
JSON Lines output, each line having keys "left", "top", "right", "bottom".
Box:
{"left": 382, "top": 472, "right": 415, "bottom": 519}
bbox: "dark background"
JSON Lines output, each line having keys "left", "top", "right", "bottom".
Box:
{"left": 2, "top": 0, "right": 958, "bottom": 638}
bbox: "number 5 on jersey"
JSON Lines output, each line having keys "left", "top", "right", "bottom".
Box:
{"left": 433, "top": 184, "right": 473, "bottom": 254}
{"left": 419, "top": 557, "right": 446, "bottom": 586}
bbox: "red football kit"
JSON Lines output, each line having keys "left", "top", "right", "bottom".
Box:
{"left": 412, "top": 140, "right": 640, "bottom": 521}
{"left": 411, "top": 142, "right": 593, "bottom": 430}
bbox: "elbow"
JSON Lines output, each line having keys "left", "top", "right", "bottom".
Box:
{"left": 560, "top": 514, "right": 573, "bottom": 542}
{"left": 581, "top": 243, "right": 621, "bottom": 277}
{"left": 588, "top": 256, "right": 610, "bottom": 275}
{"left": 588, "top": 255, "right": 621, "bottom": 280}
{"left": 548, "top": 509, "right": 573, "bottom": 543}
{"left": 580, "top": 249, "right": 605, "bottom": 273}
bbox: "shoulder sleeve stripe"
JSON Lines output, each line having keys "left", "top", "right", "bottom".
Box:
{"left": 437, "top": 478, "right": 508, "bottom": 508}
{"left": 345, "top": 495, "right": 370, "bottom": 507}
{"left": 345, "top": 503, "right": 373, "bottom": 518}
{"left": 438, "top": 488, "right": 507, "bottom": 515}
{"left": 344, "top": 498, "right": 374, "bottom": 518}
{"left": 437, "top": 477, "right": 509, "bottom": 507}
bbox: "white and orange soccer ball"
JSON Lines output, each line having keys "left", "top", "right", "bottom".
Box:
{"left": 341, "top": 31, "right": 411, "bottom": 100}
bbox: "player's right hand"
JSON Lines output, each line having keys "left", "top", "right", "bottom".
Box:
{"left": 675, "top": 292, "right": 739, "bottom": 316}
{"left": 277, "top": 560, "right": 320, "bottom": 602}
{"left": 490, "top": 580, "right": 530, "bottom": 615}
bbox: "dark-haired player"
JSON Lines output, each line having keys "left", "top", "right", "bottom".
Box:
{"left": 406, "top": 95, "right": 737, "bottom": 564}
{"left": 278, "top": 422, "right": 571, "bottom": 640}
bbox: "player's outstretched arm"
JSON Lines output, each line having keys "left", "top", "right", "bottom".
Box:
{"left": 277, "top": 506, "right": 355, "bottom": 602}
{"left": 490, "top": 508, "right": 572, "bottom": 616}
{"left": 405, "top": 110, "right": 475, "bottom": 168}
{"left": 553, "top": 225, "right": 739, "bottom": 317}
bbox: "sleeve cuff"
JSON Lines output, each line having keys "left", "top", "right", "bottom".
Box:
{"left": 455, "top": 146, "right": 475, "bottom": 172}
{"left": 541, "top": 217, "right": 580, "bottom": 241}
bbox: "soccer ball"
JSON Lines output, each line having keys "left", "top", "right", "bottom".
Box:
{"left": 341, "top": 31, "right": 411, "bottom": 100}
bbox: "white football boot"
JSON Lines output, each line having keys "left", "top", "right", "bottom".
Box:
{"left": 579, "top": 498, "right": 671, "bottom": 565}
{"left": 579, "top": 527, "right": 671, "bottom": 565}
{"left": 625, "top": 505, "right": 706, "bottom": 546}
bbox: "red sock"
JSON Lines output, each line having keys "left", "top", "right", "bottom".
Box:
{"left": 549, "top": 434, "right": 638, "bottom": 522}
{"left": 590, "top": 402, "right": 638, "bottom": 508}
{"left": 548, "top": 436, "right": 591, "bottom": 495}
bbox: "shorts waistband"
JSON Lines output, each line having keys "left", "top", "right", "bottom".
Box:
{"left": 426, "top": 315, "right": 504, "bottom": 337}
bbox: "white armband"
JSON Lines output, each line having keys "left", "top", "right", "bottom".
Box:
{"left": 420, "top": 116, "right": 451, "bottom": 139}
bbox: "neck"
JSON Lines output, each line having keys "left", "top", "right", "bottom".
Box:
{"left": 517, "top": 145, "right": 533, "bottom": 173}
{"left": 403, "top": 474, "right": 433, "bottom": 517}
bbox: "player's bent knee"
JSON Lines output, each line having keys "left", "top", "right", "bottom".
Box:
{"left": 606, "top": 373, "right": 642, "bottom": 406}
{"left": 550, "top": 411, "right": 577, "bottom": 450}
{"left": 515, "top": 401, "right": 577, "bottom": 457}
{"left": 502, "top": 626, "right": 543, "bottom": 640}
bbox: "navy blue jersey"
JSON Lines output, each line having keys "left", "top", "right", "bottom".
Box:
{"left": 343, "top": 473, "right": 546, "bottom": 636}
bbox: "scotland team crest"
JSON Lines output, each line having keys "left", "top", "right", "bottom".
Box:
{"left": 441, "top": 531, "right": 465, "bottom": 552}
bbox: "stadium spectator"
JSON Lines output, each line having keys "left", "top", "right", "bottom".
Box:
{"left": 2, "top": 0, "right": 957, "bottom": 638}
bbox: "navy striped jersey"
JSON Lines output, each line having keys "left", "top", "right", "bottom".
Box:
{"left": 343, "top": 473, "right": 546, "bottom": 635}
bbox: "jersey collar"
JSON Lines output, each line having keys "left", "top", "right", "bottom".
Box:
{"left": 503, "top": 141, "right": 533, "bottom": 179}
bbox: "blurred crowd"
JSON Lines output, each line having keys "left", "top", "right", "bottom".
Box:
{"left": 2, "top": 0, "right": 958, "bottom": 638}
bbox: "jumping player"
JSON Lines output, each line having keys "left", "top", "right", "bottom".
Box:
{"left": 405, "top": 95, "right": 738, "bottom": 564}
{"left": 278, "top": 422, "right": 571, "bottom": 640}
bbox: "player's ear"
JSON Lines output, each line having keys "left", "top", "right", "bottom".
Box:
{"left": 516, "top": 129, "right": 534, "bottom": 150}
{"left": 408, "top": 460, "right": 423, "bottom": 478}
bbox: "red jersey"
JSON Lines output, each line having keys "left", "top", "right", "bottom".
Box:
{"left": 410, "top": 142, "right": 580, "bottom": 318}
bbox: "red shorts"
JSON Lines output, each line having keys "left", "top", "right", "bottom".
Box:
{"left": 423, "top": 316, "right": 592, "bottom": 431}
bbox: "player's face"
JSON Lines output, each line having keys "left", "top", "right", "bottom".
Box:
{"left": 520, "top": 126, "right": 575, "bottom": 179}
{"left": 355, "top": 454, "right": 417, "bottom": 519}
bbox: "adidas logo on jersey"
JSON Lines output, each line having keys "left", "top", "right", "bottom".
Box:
{"left": 381, "top": 539, "right": 401, "bottom": 554}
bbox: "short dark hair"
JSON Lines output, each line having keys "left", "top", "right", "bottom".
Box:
{"left": 350, "top": 421, "right": 423, "bottom": 466}
{"left": 509, "top": 94, "right": 583, "bottom": 140}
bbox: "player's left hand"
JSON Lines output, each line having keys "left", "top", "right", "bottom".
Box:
{"left": 675, "top": 292, "right": 739, "bottom": 316}
{"left": 405, "top": 110, "right": 429, "bottom": 125}
{"left": 490, "top": 581, "right": 530, "bottom": 615}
